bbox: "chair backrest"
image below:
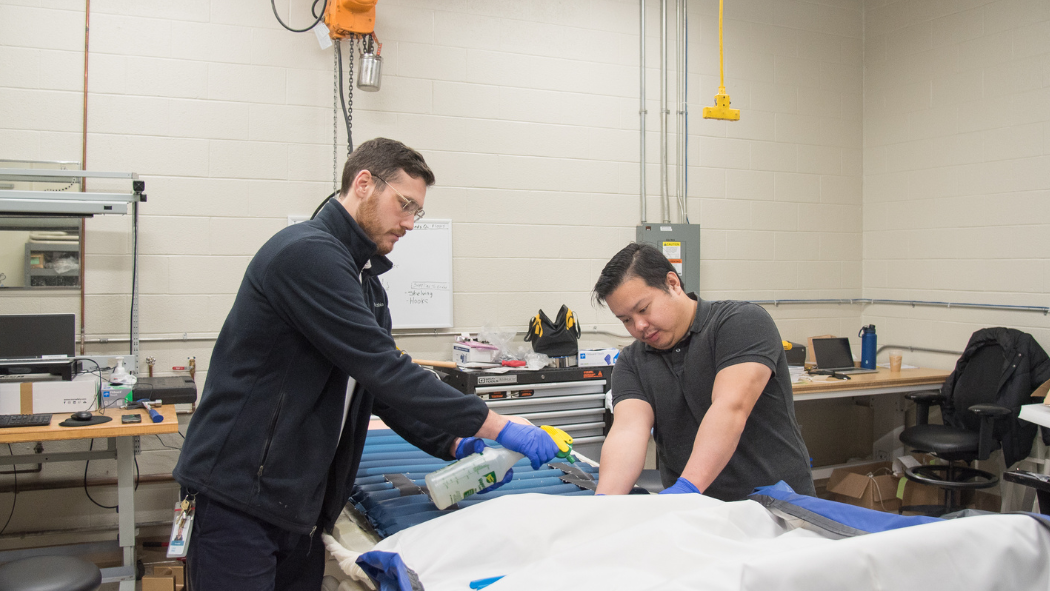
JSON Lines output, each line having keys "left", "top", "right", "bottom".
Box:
{"left": 949, "top": 343, "right": 1005, "bottom": 433}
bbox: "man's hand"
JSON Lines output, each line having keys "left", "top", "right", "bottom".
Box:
{"left": 454, "top": 437, "right": 485, "bottom": 459}
{"left": 450, "top": 437, "right": 513, "bottom": 493}
{"left": 658, "top": 477, "right": 700, "bottom": 495}
{"left": 495, "top": 422, "right": 559, "bottom": 469}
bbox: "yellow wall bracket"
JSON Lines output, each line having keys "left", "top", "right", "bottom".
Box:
{"left": 702, "top": 0, "right": 740, "bottom": 121}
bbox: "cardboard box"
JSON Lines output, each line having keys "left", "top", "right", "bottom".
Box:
{"left": 827, "top": 461, "right": 901, "bottom": 512}
{"left": 899, "top": 478, "right": 943, "bottom": 512}
{"left": 0, "top": 373, "right": 98, "bottom": 414}
{"left": 141, "top": 575, "right": 174, "bottom": 591}
{"left": 101, "top": 384, "right": 134, "bottom": 408}
{"left": 154, "top": 563, "right": 185, "bottom": 591}
{"left": 451, "top": 341, "right": 499, "bottom": 365}
{"left": 578, "top": 348, "right": 619, "bottom": 367}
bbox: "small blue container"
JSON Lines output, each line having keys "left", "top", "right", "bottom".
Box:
{"left": 859, "top": 325, "right": 877, "bottom": 369}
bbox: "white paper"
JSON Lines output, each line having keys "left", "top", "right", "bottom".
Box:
{"left": 313, "top": 22, "right": 333, "bottom": 49}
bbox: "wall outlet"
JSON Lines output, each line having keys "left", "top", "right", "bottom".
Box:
{"left": 287, "top": 215, "right": 309, "bottom": 226}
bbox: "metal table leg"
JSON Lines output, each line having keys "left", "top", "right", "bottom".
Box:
{"left": 115, "top": 436, "right": 136, "bottom": 591}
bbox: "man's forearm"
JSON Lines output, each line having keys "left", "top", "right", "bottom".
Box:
{"left": 474, "top": 410, "right": 508, "bottom": 440}
{"left": 678, "top": 404, "right": 749, "bottom": 493}
{"left": 595, "top": 426, "right": 650, "bottom": 494}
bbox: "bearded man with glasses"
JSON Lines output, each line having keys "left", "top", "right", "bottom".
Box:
{"left": 175, "top": 138, "right": 560, "bottom": 590}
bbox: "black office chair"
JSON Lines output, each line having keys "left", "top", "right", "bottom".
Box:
{"left": 899, "top": 344, "right": 1012, "bottom": 516}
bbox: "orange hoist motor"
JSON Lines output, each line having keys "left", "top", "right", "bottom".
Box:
{"left": 324, "top": 0, "right": 378, "bottom": 38}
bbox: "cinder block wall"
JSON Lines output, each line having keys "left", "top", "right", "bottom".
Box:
{"left": 0, "top": 0, "right": 863, "bottom": 538}
{"left": 862, "top": 0, "right": 1050, "bottom": 368}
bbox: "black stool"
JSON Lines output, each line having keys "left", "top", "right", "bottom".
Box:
{"left": 0, "top": 555, "right": 101, "bottom": 591}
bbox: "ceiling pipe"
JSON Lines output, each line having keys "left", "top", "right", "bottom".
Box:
{"left": 639, "top": 0, "right": 647, "bottom": 223}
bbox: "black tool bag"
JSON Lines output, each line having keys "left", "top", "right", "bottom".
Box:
{"left": 524, "top": 305, "right": 582, "bottom": 357}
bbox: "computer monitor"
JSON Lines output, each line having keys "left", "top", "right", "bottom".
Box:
{"left": 0, "top": 314, "right": 75, "bottom": 359}
{"left": 0, "top": 314, "right": 76, "bottom": 380}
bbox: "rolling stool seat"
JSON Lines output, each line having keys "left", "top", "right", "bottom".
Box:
{"left": 0, "top": 555, "right": 102, "bottom": 591}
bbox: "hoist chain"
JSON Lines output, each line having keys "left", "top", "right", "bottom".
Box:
{"left": 332, "top": 40, "right": 339, "bottom": 190}
{"left": 346, "top": 36, "right": 355, "bottom": 157}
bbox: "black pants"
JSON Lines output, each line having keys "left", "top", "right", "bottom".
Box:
{"left": 185, "top": 492, "right": 325, "bottom": 591}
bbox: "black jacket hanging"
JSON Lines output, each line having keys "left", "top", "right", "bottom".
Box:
{"left": 941, "top": 327, "right": 1050, "bottom": 466}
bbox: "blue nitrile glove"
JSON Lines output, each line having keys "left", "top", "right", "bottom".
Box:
{"left": 658, "top": 476, "right": 701, "bottom": 495}
{"left": 495, "top": 421, "right": 560, "bottom": 470}
{"left": 455, "top": 437, "right": 486, "bottom": 459}
{"left": 479, "top": 469, "right": 513, "bottom": 494}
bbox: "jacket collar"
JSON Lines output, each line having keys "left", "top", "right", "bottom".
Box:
{"left": 315, "top": 198, "right": 394, "bottom": 277}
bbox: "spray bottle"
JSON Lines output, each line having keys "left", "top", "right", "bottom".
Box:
{"left": 425, "top": 425, "right": 574, "bottom": 510}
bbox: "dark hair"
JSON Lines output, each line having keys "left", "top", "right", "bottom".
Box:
{"left": 339, "top": 137, "right": 435, "bottom": 196}
{"left": 593, "top": 243, "right": 680, "bottom": 306}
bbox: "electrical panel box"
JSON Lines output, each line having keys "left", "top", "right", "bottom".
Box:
{"left": 636, "top": 224, "right": 701, "bottom": 295}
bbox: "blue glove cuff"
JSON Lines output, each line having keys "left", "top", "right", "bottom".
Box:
{"left": 455, "top": 437, "right": 485, "bottom": 460}
{"left": 677, "top": 477, "right": 700, "bottom": 493}
{"left": 659, "top": 476, "right": 701, "bottom": 495}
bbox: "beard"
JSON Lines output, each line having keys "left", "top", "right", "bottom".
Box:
{"left": 355, "top": 192, "right": 401, "bottom": 256}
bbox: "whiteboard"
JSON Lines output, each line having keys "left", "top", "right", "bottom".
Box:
{"left": 381, "top": 219, "right": 453, "bottom": 329}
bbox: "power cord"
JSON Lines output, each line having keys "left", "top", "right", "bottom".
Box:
{"left": 310, "top": 190, "right": 339, "bottom": 220}
{"left": 0, "top": 444, "right": 17, "bottom": 535}
{"left": 83, "top": 439, "right": 139, "bottom": 510}
{"left": 154, "top": 434, "right": 182, "bottom": 451}
{"left": 76, "top": 357, "right": 108, "bottom": 413}
{"left": 129, "top": 201, "right": 139, "bottom": 361}
{"left": 272, "top": 0, "right": 327, "bottom": 33}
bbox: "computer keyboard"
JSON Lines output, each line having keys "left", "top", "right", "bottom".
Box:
{"left": 0, "top": 413, "right": 52, "bottom": 428}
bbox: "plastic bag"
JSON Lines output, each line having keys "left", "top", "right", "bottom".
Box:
{"left": 477, "top": 324, "right": 517, "bottom": 360}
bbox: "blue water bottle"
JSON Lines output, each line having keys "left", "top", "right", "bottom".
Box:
{"left": 859, "top": 325, "right": 877, "bottom": 369}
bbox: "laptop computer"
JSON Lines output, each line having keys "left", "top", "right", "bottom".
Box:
{"left": 811, "top": 337, "right": 878, "bottom": 375}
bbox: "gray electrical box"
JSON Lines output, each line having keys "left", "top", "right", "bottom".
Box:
{"left": 636, "top": 224, "right": 701, "bottom": 294}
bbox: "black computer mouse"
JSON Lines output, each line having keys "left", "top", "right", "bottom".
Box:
{"left": 71, "top": 411, "right": 93, "bottom": 421}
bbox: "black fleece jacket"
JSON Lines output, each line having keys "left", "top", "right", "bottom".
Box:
{"left": 173, "top": 200, "right": 488, "bottom": 534}
{"left": 942, "top": 327, "right": 1050, "bottom": 466}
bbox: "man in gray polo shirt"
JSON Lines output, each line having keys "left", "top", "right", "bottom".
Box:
{"left": 593, "top": 243, "right": 814, "bottom": 500}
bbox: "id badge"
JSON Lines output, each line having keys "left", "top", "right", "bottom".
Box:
{"left": 168, "top": 496, "right": 196, "bottom": 558}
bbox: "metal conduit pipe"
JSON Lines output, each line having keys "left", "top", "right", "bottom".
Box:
{"left": 84, "top": 335, "right": 218, "bottom": 344}
{"left": 660, "top": 0, "right": 669, "bottom": 222}
{"left": 747, "top": 298, "right": 1050, "bottom": 314}
{"left": 0, "top": 520, "right": 173, "bottom": 541}
{"left": 676, "top": 0, "right": 688, "bottom": 221}
{"left": 877, "top": 344, "right": 963, "bottom": 357}
{"left": 639, "top": 0, "right": 647, "bottom": 223}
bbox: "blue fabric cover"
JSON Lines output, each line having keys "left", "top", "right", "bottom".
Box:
{"left": 749, "top": 481, "right": 941, "bottom": 533}
{"left": 356, "top": 550, "right": 423, "bottom": 591}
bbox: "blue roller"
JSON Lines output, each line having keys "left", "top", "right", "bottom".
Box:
{"left": 350, "top": 429, "right": 600, "bottom": 538}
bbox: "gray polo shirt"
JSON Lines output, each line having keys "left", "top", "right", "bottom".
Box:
{"left": 612, "top": 296, "right": 814, "bottom": 500}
